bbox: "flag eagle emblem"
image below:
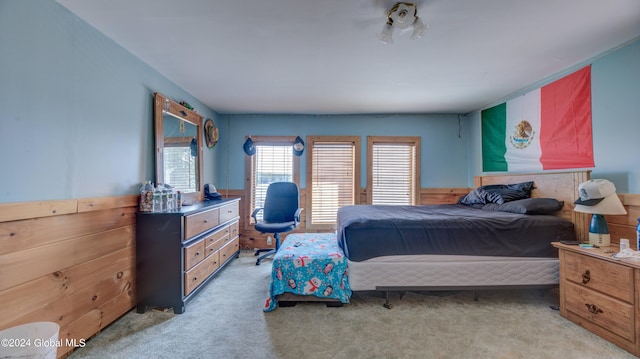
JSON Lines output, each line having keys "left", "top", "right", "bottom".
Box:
{"left": 509, "top": 120, "right": 534, "bottom": 149}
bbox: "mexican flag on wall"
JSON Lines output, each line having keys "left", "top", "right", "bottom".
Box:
{"left": 482, "top": 66, "right": 594, "bottom": 172}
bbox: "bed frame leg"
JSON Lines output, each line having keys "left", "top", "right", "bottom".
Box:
{"left": 383, "top": 291, "right": 393, "bottom": 309}
{"left": 473, "top": 291, "right": 479, "bottom": 301}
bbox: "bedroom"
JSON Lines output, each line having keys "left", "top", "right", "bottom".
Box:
{"left": 1, "top": 0, "right": 640, "bottom": 358}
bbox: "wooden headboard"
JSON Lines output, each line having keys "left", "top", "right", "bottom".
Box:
{"left": 474, "top": 171, "right": 591, "bottom": 242}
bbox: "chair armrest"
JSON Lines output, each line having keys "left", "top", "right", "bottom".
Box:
{"left": 294, "top": 208, "right": 304, "bottom": 224}
{"left": 251, "top": 207, "right": 264, "bottom": 221}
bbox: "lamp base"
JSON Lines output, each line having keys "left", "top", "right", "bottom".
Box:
{"left": 588, "top": 213, "right": 611, "bottom": 246}
{"left": 588, "top": 232, "right": 610, "bottom": 247}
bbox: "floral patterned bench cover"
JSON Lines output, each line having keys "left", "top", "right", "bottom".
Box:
{"left": 264, "top": 232, "right": 351, "bottom": 312}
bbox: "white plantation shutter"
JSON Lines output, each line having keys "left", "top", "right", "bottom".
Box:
{"left": 251, "top": 144, "right": 293, "bottom": 221}
{"left": 311, "top": 141, "right": 356, "bottom": 225}
{"left": 369, "top": 138, "right": 420, "bottom": 205}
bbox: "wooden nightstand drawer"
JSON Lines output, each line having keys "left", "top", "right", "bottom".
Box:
{"left": 185, "top": 208, "right": 220, "bottom": 239}
{"left": 565, "top": 281, "right": 634, "bottom": 341}
{"left": 184, "top": 239, "right": 205, "bottom": 270}
{"left": 563, "top": 251, "right": 633, "bottom": 302}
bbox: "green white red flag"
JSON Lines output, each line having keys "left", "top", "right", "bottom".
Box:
{"left": 482, "top": 66, "right": 594, "bottom": 172}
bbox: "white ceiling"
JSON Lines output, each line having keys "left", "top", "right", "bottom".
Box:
{"left": 57, "top": 0, "right": 640, "bottom": 115}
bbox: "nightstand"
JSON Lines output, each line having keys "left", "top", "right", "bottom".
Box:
{"left": 552, "top": 242, "right": 640, "bottom": 356}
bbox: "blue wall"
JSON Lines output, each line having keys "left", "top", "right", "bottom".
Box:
{"left": 467, "top": 38, "right": 640, "bottom": 193}
{"left": 1, "top": 0, "right": 638, "bottom": 204}
{"left": 213, "top": 113, "right": 469, "bottom": 191}
{"left": 0, "top": 0, "right": 219, "bottom": 203}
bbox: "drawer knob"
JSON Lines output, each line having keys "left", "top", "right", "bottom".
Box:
{"left": 204, "top": 219, "right": 208, "bottom": 223}
{"left": 585, "top": 303, "right": 603, "bottom": 315}
{"left": 193, "top": 277, "right": 198, "bottom": 282}
{"left": 581, "top": 269, "right": 591, "bottom": 284}
{"left": 196, "top": 252, "right": 201, "bottom": 256}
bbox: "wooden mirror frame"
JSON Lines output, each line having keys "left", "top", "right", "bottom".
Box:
{"left": 154, "top": 92, "right": 205, "bottom": 203}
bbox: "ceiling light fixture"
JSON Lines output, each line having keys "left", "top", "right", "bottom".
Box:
{"left": 378, "top": 2, "right": 428, "bottom": 44}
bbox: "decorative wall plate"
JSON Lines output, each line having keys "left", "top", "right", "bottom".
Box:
{"left": 204, "top": 119, "right": 219, "bottom": 148}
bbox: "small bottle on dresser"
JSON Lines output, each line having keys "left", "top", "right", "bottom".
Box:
{"left": 620, "top": 238, "right": 630, "bottom": 251}
{"left": 636, "top": 218, "right": 640, "bottom": 250}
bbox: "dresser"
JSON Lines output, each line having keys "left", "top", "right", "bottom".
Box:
{"left": 553, "top": 242, "right": 640, "bottom": 356}
{"left": 136, "top": 198, "right": 240, "bottom": 314}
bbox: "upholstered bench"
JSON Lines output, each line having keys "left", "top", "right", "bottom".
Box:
{"left": 264, "top": 232, "right": 352, "bottom": 312}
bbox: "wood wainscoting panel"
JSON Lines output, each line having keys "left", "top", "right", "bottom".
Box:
{"left": 77, "top": 195, "right": 138, "bottom": 212}
{"left": 420, "top": 188, "right": 470, "bottom": 205}
{"left": 607, "top": 193, "right": 640, "bottom": 249}
{"left": 0, "top": 207, "right": 136, "bottom": 256}
{"left": 0, "top": 247, "right": 134, "bottom": 327}
{"left": 0, "top": 226, "right": 133, "bottom": 291}
{"left": 0, "top": 195, "right": 137, "bottom": 358}
{"left": 0, "top": 200, "right": 78, "bottom": 222}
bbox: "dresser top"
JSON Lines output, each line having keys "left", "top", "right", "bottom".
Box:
{"left": 138, "top": 197, "right": 240, "bottom": 216}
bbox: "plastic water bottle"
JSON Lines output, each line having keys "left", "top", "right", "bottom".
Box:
{"left": 636, "top": 218, "right": 640, "bottom": 250}
{"left": 167, "top": 189, "right": 175, "bottom": 212}
{"left": 152, "top": 187, "right": 162, "bottom": 212}
{"left": 161, "top": 188, "right": 168, "bottom": 212}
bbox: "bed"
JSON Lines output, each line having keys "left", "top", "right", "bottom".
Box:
{"left": 338, "top": 171, "right": 590, "bottom": 307}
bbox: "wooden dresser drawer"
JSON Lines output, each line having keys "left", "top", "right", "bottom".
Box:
{"left": 184, "top": 253, "right": 220, "bottom": 296}
{"left": 219, "top": 202, "right": 239, "bottom": 223}
{"left": 565, "top": 281, "right": 634, "bottom": 341}
{"left": 184, "top": 239, "right": 206, "bottom": 270}
{"left": 220, "top": 237, "right": 239, "bottom": 264}
{"left": 563, "top": 251, "right": 633, "bottom": 302}
{"left": 204, "top": 226, "right": 230, "bottom": 250}
{"left": 229, "top": 221, "right": 239, "bottom": 239}
{"left": 185, "top": 208, "right": 220, "bottom": 239}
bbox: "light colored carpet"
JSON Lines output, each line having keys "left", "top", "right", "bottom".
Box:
{"left": 69, "top": 251, "right": 636, "bottom": 359}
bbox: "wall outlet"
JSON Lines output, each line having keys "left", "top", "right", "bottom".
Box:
{"left": 266, "top": 236, "right": 272, "bottom": 246}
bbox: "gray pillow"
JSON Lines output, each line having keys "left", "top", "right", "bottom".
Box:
{"left": 458, "top": 181, "right": 534, "bottom": 205}
{"left": 482, "top": 198, "right": 564, "bottom": 215}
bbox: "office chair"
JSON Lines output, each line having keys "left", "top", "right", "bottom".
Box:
{"left": 252, "top": 182, "right": 303, "bottom": 265}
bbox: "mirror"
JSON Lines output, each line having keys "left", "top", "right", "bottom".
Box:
{"left": 154, "top": 93, "right": 204, "bottom": 203}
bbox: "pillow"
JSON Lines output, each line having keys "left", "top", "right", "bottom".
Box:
{"left": 482, "top": 198, "right": 564, "bottom": 215}
{"left": 458, "top": 181, "right": 534, "bottom": 205}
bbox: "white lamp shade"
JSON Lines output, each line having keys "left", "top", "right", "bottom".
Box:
{"left": 574, "top": 193, "right": 627, "bottom": 215}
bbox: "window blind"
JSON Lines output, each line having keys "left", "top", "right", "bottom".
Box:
{"left": 251, "top": 144, "right": 293, "bottom": 221}
{"left": 311, "top": 142, "right": 356, "bottom": 225}
{"left": 371, "top": 143, "right": 416, "bottom": 205}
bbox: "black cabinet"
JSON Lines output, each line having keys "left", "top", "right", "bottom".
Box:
{"left": 136, "top": 198, "right": 240, "bottom": 314}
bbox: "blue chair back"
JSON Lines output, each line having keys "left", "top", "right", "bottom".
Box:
{"left": 263, "top": 182, "right": 299, "bottom": 223}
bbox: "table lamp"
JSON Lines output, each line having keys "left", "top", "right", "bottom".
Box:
{"left": 574, "top": 179, "right": 627, "bottom": 246}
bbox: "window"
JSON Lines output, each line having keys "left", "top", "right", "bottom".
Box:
{"left": 163, "top": 137, "right": 197, "bottom": 193}
{"left": 244, "top": 136, "right": 300, "bottom": 227}
{"left": 306, "top": 136, "right": 360, "bottom": 230}
{"left": 367, "top": 136, "right": 420, "bottom": 205}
